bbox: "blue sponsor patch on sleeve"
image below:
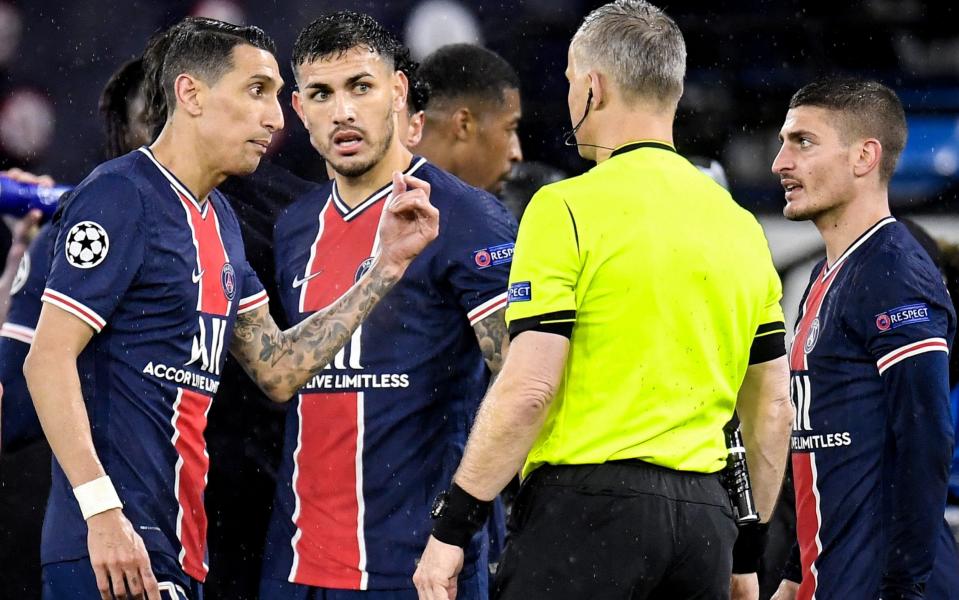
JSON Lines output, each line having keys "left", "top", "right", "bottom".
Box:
{"left": 473, "top": 243, "right": 514, "bottom": 269}
{"left": 508, "top": 281, "right": 531, "bottom": 303}
{"left": 874, "top": 303, "right": 931, "bottom": 332}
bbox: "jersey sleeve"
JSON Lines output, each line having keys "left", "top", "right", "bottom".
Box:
{"left": 236, "top": 258, "right": 268, "bottom": 315}
{"left": 846, "top": 250, "right": 954, "bottom": 374}
{"left": 42, "top": 173, "right": 146, "bottom": 333}
{"left": 504, "top": 186, "right": 580, "bottom": 339}
{"left": 443, "top": 189, "right": 517, "bottom": 326}
{"left": 750, "top": 241, "right": 787, "bottom": 364}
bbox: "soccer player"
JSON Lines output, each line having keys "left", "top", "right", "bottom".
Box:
{"left": 769, "top": 79, "right": 958, "bottom": 600}
{"left": 413, "top": 44, "right": 522, "bottom": 194}
{"left": 25, "top": 17, "right": 438, "bottom": 600}
{"left": 259, "top": 12, "right": 516, "bottom": 599}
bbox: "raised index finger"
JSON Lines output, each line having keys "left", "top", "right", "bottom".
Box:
{"left": 402, "top": 174, "right": 431, "bottom": 197}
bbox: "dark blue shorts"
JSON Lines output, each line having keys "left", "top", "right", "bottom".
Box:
{"left": 42, "top": 551, "right": 202, "bottom": 600}
{"left": 259, "top": 565, "right": 486, "bottom": 600}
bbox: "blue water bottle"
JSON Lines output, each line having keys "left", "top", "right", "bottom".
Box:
{"left": 0, "top": 176, "right": 72, "bottom": 219}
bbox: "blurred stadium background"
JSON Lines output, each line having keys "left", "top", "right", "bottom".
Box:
{"left": 2, "top": 1, "right": 958, "bottom": 291}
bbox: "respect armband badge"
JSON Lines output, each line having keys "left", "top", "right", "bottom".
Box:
{"left": 508, "top": 281, "right": 531, "bottom": 303}
{"left": 473, "top": 243, "right": 514, "bottom": 269}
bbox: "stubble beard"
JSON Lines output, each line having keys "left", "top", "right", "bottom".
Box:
{"left": 328, "top": 106, "right": 395, "bottom": 179}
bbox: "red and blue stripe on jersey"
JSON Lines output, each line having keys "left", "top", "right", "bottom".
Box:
{"left": 289, "top": 178, "right": 385, "bottom": 589}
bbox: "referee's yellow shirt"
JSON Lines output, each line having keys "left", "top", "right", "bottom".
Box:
{"left": 506, "top": 141, "right": 785, "bottom": 477}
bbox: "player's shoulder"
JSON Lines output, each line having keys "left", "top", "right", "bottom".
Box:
{"left": 860, "top": 220, "right": 941, "bottom": 284}
{"left": 62, "top": 152, "right": 151, "bottom": 219}
{"left": 275, "top": 180, "right": 332, "bottom": 235}
{"left": 416, "top": 160, "right": 517, "bottom": 228}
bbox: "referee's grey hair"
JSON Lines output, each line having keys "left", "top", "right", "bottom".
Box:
{"left": 571, "top": 0, "right": 686, "bottom": 108}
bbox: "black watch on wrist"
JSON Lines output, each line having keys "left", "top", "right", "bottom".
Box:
{"left": 430, "top": 490, "right": 450, "bottom": 519}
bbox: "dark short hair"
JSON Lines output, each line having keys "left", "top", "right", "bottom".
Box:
{"left": 395, "top": 47, "right": 428, "bottom": 114}
{"left": 789, "top": 78, "right": 907, "bottom": 184}
{"left": 418, "top": 44, "right": 519, "bottom": 109}
{"left": 292, "top": 11, "right": 403, "bottom": 74}
{"left": 99, "top": 57, "right": 145, "bottom": 159}
{"left": 142, "top": 17, "right": 275, "bottom": 129}
{"left": 292, "top": 12, "right": 422, "bottom": 113}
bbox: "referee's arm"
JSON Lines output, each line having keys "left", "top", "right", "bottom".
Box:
{"left": 455, "top": 329, "right": 567, "bottom": 499}
{"left": 737, "top": 353, "right": 792, "bottom": 521}
{"left": 413, "top": 329, "right": 567, "bottom": 600}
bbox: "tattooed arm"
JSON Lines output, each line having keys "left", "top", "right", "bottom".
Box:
{"left": 230, "top": 171, "right": 439, "bottom": 403}
{"left": 230, "top": 261, "right": 402, "bottom": 402}
{"left": 472, "top": 307, "right": 509, "bottom": 377}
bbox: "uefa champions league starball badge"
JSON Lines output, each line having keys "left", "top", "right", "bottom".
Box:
{"left": 65, "top": 221, "right": 109, "bottom": 269}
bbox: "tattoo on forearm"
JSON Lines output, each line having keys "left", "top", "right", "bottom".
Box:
{"left": 473, "top": 307, "right": 509, "bottom": 376}
{"left": 231, "top": 266, "right": 401, "bottom": 400}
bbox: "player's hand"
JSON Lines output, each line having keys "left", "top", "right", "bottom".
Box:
{"left": 412, "top": 535, "right": 464, "bottom": 600}
{"left": 731, "top": 573, "right": 760, "bottom": 600}
{"left": 86, "top": 508, "right": 161, "bottom": 600}
{"left": 1, "top": 167, "right": 55, "bottom": 187}
{"left": 375, "top": 171, "right": 439, "bottom": 275}
{"left": 770, "top": 579, "right": 800, "bottom": 600}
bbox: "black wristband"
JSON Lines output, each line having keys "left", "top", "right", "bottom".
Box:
{"left": 430, "top": 483, "right": 492, "bottom": 548}
{"left": 732, "top": 522, "right": 769, "bottom": 574}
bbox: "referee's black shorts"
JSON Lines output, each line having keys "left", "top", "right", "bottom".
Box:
{"left": 492, "top": 460, "right": 737, "bottom": 600}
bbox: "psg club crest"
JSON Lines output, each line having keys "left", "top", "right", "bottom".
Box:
{"left": 803, "top": 317, "right": 821, "bottom": 354}
{"left": 65, "top": 221, "right": 109, "bottom": 269}
{"left": 221, "top": 263, "right": 236, "bottom": 301}
{"left": 355, "top": 257, "right": 375, "bottom": 282}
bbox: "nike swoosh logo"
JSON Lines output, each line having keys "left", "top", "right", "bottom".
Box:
{"left": 292, "top": 270, "right": 323, "bottom": 288}
{"left": 192, "top": 269, "right": 205, "bottom": 284}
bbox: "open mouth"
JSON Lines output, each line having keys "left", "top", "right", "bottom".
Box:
{"left": 332, "top": 129, "right": 364, "bottom": 154}
{"left": 782, "top": 179, "right": 803, "bottom": 198}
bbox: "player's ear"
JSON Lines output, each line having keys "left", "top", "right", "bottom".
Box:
{"left": 407, "top": 110, "right": 426, "bottom": 147}
{"left": 853, "top": 138, "right": 882, "bottom": 179}
{"left": 393, "top": 70, "right": 409, "bottom": 115}
{"left": 451, "top": 107, "right": 476, "bottom": 142}
{"left": 174, "top": 73, "right": 203, "bottom": 117}
{"left": 291, "top": 90, "right": 308, "bottom": 127}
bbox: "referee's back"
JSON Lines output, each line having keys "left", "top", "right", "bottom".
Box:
{"left": 506, "top": 141, "right": 784, "bottom": 477}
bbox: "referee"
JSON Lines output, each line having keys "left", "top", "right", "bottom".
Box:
{"left": 413, "top": 2, "right": 794, "bottom": 599}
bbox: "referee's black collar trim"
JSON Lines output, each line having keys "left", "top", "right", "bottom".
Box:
{"left": 609, "top": 140, "right": 676, "bottom": 159}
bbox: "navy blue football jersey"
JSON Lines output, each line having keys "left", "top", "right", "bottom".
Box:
{"left": 40, "top": 148, "right": 267, "bottom": 582}
{"left": 261, "top": 157, "right": 516, "bottom": 590}
{"left": 789, "top": 218, "right": 956, "bottom": 599}
{"left": 0, "top": 223, "right": 55, "bottom": 453}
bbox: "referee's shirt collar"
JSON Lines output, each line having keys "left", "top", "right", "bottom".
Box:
{"left": 609, "top": 140, "right": 676, "bottom": 159}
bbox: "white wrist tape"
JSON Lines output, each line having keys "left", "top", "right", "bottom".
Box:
{"left": 73, "top": 476, "right": 123, "bottom": 520}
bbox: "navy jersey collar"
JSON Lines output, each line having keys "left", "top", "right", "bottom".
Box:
{"left": 331, "top": 156, "right": 428, "bottom": 221}
{"left": 138, "top": 146, "right": 210, "bottom": 218}
{"left": 823, "top": 216, "right": 896, "bottom": 277}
